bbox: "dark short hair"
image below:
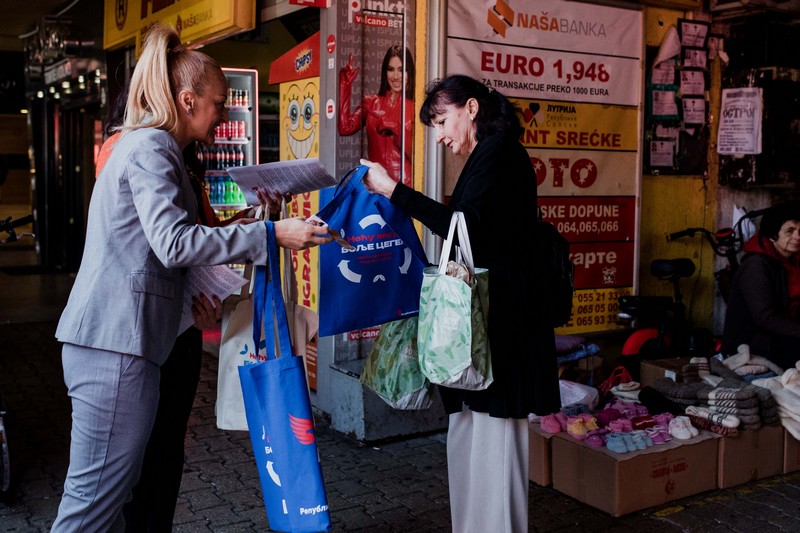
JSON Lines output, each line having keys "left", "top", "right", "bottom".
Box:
{"left": 418, "top": 74, "right": 521, "bottom": 141}
{"left": 759, "top": 203, "right": 800, "bottom": 240}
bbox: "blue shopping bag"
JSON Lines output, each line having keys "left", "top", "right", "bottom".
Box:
{"left": 238, "top": 221, "right": 331, "bottom": 533}
{"left": 315, "top": 165, "right": 428, "bottom": 336}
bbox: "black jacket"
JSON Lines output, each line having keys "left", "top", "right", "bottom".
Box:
{"left": 722, "top": 251, "right": 800, "bottom": 367}
{"left": 391, "top": 133, "right": 560, "bottom": 418}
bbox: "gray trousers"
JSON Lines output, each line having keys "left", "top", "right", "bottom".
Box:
{"left": 51, "top": 343, "right": 160, "bottom": 532}
{"left": 447, "top": 406, "right": 529, "bottom": 533}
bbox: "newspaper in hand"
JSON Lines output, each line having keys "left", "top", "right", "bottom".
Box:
{"left": 226, "top": 158, "right": 337, "bottom": 205}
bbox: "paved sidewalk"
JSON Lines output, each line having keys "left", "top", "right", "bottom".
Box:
{"left": 3, "top": 321, "right": 800, "bottom": 532}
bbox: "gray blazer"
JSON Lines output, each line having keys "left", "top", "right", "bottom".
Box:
{"left": 56, "top": 128, "right": 267, "bottom": 365}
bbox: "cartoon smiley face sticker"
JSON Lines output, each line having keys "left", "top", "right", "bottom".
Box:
{"left": 281, "top": 79, "right": 320, "bottom": 160}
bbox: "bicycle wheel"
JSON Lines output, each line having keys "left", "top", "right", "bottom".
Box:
{"left": 0, "top": 413, "right": 9, "bottom": 493}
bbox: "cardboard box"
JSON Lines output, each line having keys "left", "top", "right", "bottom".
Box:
{"left": 717, "top": 425, "right": 783, "bottom": 488}
{"left": 639, "top": 358, "right": 691, "bottom": 388}
{"left": 529, "top": 423, "right": 554, "bottom": 486}
{"left": 783, "top": 428, "right": 800, "bottom": 474}
{"left": 551, "top": 431, "right": 718, "bottom": 517}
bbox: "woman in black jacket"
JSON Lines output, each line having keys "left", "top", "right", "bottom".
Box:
{"left": 723, "top": 203, "right": 800, "bottom": 370}
{"left": 362, "top": 74, "right": 559, "bottom": 533}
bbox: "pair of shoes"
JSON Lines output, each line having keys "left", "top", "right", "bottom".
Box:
{"left": 585, "top": 429, "right": 608, "bottom": 448}
{"left": 646, "top": 425, "right": 672, "bottom": 444}
{"left": 578, "top": 413, "right": 600, "bottom": 431}
{"left": 653, "top": 412, "right": 674, "bottom": 427}
{"left": 540, "top": 414, "right": 562, "bottom": 434}
{"left": 622, "top": 403, "right": 649, "bottom": 419}
{"left": 631, "top": 415, "right": 657, "bottom": 430}
{"left": 608, "top": 418, "right": 632, "bottom": 433}
{"left": 595, "top": 408, "right": 624, "bottom": 427}
{"left": 555, "top": 412, "right": 568, "bottom": 431}
{"left": 561, "top": 402, "right": 590, "bottom": 417}
{"left": 630, "top": 429, "right": 654, "bottom": 449}
{"left": 567, "top": 416, "right": 589, "bottom": 440}
{"left": 669, "top": 415, "right": 699, "bottom": 440}
{"left": 606, "top": 432, "right": 638, "bottom": 453}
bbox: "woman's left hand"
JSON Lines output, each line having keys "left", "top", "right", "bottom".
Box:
{"left": 361, "top": 159, "right": 398, "bottom": 199}
{"left": 254, "top": 187, "right": 291, "bottom": 218}
{"left": 192, "top": 293, "right": 223, "bottom": 330}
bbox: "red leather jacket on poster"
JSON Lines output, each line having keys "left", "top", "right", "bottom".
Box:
{"left": 338, "top": 72, "right": 414, "bottom": 188}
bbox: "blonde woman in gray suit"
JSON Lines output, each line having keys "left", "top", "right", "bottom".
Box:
{"left": 51, "top": 23, "right": 332, "bottom": 532}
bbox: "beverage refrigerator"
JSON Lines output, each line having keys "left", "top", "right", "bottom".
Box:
{"left": 200, "top": 67, "right": 258, "bottom": 219}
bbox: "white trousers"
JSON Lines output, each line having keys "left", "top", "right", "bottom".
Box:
{"left": 446, "top": 406, "right": 529, "bottom": 533}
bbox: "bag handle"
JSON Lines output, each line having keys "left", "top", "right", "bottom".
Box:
{"left": 253, "top": 221, "right": 293, "bottom": 360}
{"left": 313, "top": 164, "right": 369, "bottom": 223}
{"left": 438, "top": 211, "right": 475, "bottom": 277}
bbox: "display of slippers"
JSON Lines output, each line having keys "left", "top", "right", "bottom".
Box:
{"left": 566, "top": 416, "right": 589, "bottom": 440}
{"left": 668, "top": 415, "right": 697, "bottom": 440}
{"left": 646, "top": 425, "right": 672, "bottom": 444}
{"left": 539, "top": 414, "right": 562, "bottom": 434}
{"left": 629, "top": 429, "right": 654, "bottom": 449}
{"left": 585, "top": 429, "right": 608, "bottom": 448}
{"left": 608, "top": 418, "right": 633, "bottom": 433}
{"left": 605, "top": 432, "right": 629, "bottom": 454}
{"left": 561, "top": 402, "right": 591, "bottom": 417}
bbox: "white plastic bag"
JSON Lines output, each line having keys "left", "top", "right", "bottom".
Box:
{"left": 559, "top": 379, "right": 599, "bottom": 411}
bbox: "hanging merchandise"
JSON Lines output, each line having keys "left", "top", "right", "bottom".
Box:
{"left": 314, "top": 165, "right": 429, "bottom": 336}
{"left": 239, "top": 221, "right": 331, "bottom": 532}
{"left": 417, "top": 212, "right": 493, "bottom": 391}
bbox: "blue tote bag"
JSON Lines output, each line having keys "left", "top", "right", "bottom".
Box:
{"left": 315, "top": 165, "right": 428, "bottom": 336}
{"left": 238, "top": 221, "right": 331, "bottom": 532}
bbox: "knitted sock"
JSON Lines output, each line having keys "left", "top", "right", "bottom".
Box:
{"left": 638, "top": 386, "right": 686, "bottom": 416}
{"left": 688, "top": 414, "right": 739, "bottom": 437}
{"left": 704, "top": 387, "right": 756, "bottom": 401}
{"left": 681, "top": 363, "right": 700, "bottom": 383}
{"left": 691, "top": 357, "right": 710, "bottom": 379}
{"left": 735, "top": 364, "right": 770, "bottom": 376}
{"left": 685, "top": 405, "right": 741, "bottom": 428}
{"left": 710, "top": 358, "right": 743, "bottom": 381}
{"left": 723, "top": 344, "right": 752, "bottom": 370}
{"left": 650, "top": 378, "right": 697, "bottom": 399}
{"left": 749, "top": 355, "right": 785, "bottom": 376}
{"left": 707, "top": 404, "right": 760, "bottom": 417}
{"left": 706, "top": 396, "right": 760, "bottom": 409}
{"left": 741, "top": 420, "right": 763, "bottom": 431}
{"left": 702, "top": 375, "right": 724, "bottom": 387}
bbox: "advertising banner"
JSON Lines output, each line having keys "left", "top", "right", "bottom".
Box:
{"left": 447, "top": 0, "right": 643, "bottom": 334}
{"left": 324, "top": 0, "right": 418, "bottom": 348}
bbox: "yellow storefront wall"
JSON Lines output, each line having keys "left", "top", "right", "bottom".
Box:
{"left": 639, "top": 6, "right": 718, "bottom": 331}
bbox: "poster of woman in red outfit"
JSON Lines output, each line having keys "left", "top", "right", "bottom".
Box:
{"left": 338, "top": 45, "right": 415, "bottom": 188}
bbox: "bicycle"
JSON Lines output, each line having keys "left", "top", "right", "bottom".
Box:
{"left": 615, "top": 207, "right": 768, "bottom": 378}
{"left": 0, "top": 214, "right": 35, "bottom": 496}
{"left": 665, "top": 206, "right": 769, "bottom": 303}
{"left": 0, "top": 214, "right": 34, "bottom": 244}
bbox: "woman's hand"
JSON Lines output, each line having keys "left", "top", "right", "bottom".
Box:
{"left": 274, "top": 217, "right": 334, "bottom": 250}
{"left": 339, "top": 54, "right": 360, "bottom": 86}
{"left": 192, "top": 293, "right": 223, "bottom": 330}
{"left": 254, "top": 187, "right": 291, "bottom": 218}
{"left": 361, "top": 159, "right": 398, "bottom": 199}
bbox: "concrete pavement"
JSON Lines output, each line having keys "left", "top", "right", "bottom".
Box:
{"left": 2, "top": 268, "right": 800, "bottom": 531}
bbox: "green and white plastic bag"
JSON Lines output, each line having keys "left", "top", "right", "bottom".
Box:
{"left": 418, "top": 212, "right": 493, "bottom": 390}
{"left": 360, "top": 317, "right": 434, "bottom": 410}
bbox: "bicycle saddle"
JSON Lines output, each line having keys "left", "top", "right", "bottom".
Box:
{"left": 650, "top": 258, "right": 695, "bottom": 280}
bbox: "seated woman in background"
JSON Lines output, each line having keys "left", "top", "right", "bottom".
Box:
{"left": 723, "top": 202, "right": 800, "bottom": 370}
